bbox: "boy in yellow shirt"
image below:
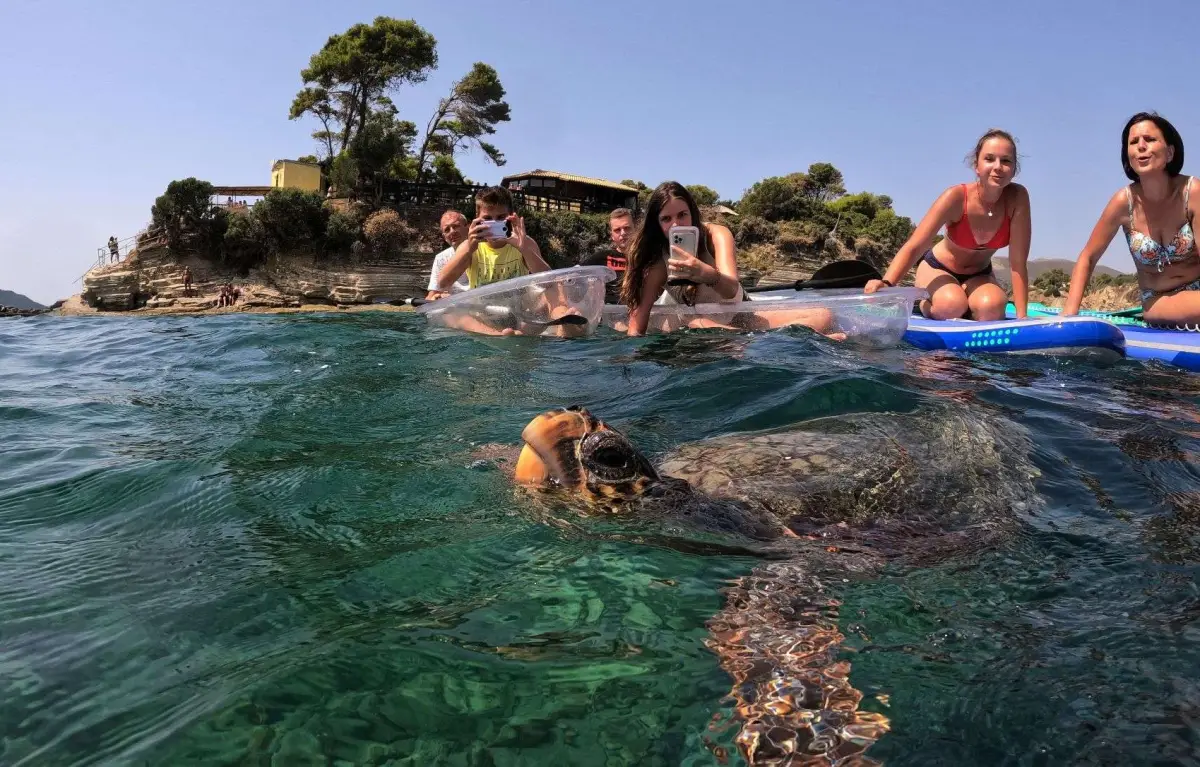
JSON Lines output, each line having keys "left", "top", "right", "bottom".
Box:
{"left": 435, "top": 186, "right": 550, "bottom": 292}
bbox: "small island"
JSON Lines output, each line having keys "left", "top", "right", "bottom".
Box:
{"left": 42, "top": 15, "right": 1133, "bottom": 319}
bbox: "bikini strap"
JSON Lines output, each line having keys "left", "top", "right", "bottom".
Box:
{"left": 960, "top": 184, "right": 970, "bottom": 217}
{"left": 1126, "top": 185, "right": 1135, "bottom": 221}
{"left": 1185, "top": 176, "right": 1193, "bottom": 211}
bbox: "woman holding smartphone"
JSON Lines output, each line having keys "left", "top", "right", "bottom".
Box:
{"left": 620, "top": 181, "right": 837, "bottom": 337}
{"left": 620, "top": 182, "right": 743, "bottom": 334}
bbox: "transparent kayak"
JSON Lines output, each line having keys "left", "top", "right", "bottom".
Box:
{"left": 602, "top": 286, "right": 927, "bottom": 345}
{"left": 417, "top": 266, "right": 614, "bottom": 338}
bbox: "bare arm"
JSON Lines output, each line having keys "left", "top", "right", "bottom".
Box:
{"left": 519, "top": 236, "right": 551, "bottom": 273}
{"left": 627, "top": 262, "right": 667, "bottom": 336}
{"left": 702, "top": 223, "right": 743, "bottom": 300}
{"left": 1062, "top": 190, "right": 1128, "bottom": 315}
{"left": 866, "top": 186, "right": 962, "bottom": 292}
{"left": 438, "top": 219, "right": 488, "bottom": 291}
{"left": 1007, "top": 184, "right": 1033, "bottom": 318}
{"left": 509, "top": 215, "right": 551, "bottom": 274}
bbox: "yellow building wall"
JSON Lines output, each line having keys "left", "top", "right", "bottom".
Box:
{"left": 271, "top": 161, "right": 323, "bottom": 193}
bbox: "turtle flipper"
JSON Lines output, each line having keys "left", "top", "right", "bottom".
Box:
{"left": 705, "top": 558, "right": 890, "bottom": 765}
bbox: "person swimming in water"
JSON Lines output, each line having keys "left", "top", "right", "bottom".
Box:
{"left": 864, "top": 129, "right": 1032, "bottom": 320}
{"left": 1062, "top": 112, "right": 1200, "bottom": 327}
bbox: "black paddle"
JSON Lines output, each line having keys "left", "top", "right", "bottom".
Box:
{"left": 742, "top": 259, "right": 883, "bottom": 293}
{"left": 398, "top": 297, "right": 588, "bottom": 327}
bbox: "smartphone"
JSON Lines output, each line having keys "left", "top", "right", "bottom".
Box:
{"left": 482, "top": 219, "right": 510, "bottom": 239}
{"left": 667, "top": 225, "right": 700, "bottom": 285}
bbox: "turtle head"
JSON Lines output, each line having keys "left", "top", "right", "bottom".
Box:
{"left": 515, "top": 406, "right": 659, "bottom": 500}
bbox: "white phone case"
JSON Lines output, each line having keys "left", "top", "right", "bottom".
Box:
{"left": 668, "top": 226, "right": 700, "bottom": 259}
{"left": 667, "top": 226, "right": 700, "bottom": 283}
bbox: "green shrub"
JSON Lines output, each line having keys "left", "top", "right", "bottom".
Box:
{"left": 776, "top": 220, "right": 824, "bottom": 255}
{"left": 323, "top": 211, "right": 362, "bottom": 257}
{"left": 522, "top": 210, "right": 609, "bottom": 268}
{"left": 1033, "top": 268, "right": 1070, "bottom": 297}
{"left": 362, "top": 209, "right": 416, "bottom": 256}
{"left": 731, "top": 215, "right": 778, "bottom": 247}
{"left": 852, "top": 237, "right": 891, "bottom": 272}
{"left": 222, "top": 212, "right": 269, "bottom": 273}
{"left": 253, "top": 189, "right": 329, "bottom": 253}
{"left": 150, "top": 178, "right": 225, "bottom": 252}
{"left": 737, "top": 243, "right": 781, "bottom": 277}
{"left": 1090, "top": 272, "right": 1139, "bottom": 289}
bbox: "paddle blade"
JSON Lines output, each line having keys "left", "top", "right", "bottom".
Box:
{"left": 743, "top": 259, "right": 882, "bottom": 293}
{"left": 545, "top": 314, "right": 589, "bottom": 327}
{"left": 808, "top": 259, "right": 883, "bottom": 284}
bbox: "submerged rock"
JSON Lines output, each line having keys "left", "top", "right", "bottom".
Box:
{"left": 0, "top": 305, "right": 52, "bottom": 318}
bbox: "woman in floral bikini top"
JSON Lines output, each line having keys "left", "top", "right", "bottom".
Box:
{"left": 1064, "top": 111, "right": 1200, "bottom": 327}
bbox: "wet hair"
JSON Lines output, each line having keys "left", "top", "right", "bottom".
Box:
{"left": 965, "top": 129, "right": 1020, "bottom": 177}
{"left": 1121, "top": 111, "right": 1185, "bottom": 181}
{"left": 621, "top": 182, "right": 709, "bottom": 308}
{"left": 474, "top": 186, "right": 514, "bottom": 214}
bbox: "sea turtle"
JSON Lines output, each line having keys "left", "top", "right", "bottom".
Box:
{"left": 508, "top": 403, "right": 1040, "bottom": 765}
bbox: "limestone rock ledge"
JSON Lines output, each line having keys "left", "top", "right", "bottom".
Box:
{"left": 80, "top": 245, "right": 435, "bottom": 312}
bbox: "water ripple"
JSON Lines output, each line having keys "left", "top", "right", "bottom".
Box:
{"left": 2, "top": 312, "right": 1199, "bottom": 765}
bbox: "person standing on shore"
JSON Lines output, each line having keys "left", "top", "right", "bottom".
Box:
{"left": 425, "top": 210, "right": 472, "bottom": 300}
{"left": 864, "top": 129, "right": 1032, "bottom": 320}
{"left": 580, "top": 208, "right": 634, "bottom": 304}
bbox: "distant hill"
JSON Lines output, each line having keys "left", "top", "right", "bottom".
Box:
{"left": 0, "top": 289, "right": 45, "bottom": 310}
{"left": 992, "top": 257, "right": 1128, "bottom": 286}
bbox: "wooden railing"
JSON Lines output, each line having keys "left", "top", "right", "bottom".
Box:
{"left": 373, "top": 181, "right": 620, "bottom": 215}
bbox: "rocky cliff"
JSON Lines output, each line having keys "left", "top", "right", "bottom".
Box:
{"left": 79, "top": 244, "right": 438, "bottom": 312}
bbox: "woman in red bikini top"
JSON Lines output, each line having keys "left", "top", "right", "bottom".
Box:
{"left": 865, "top": 129, "right": 1033, "bottom": 321}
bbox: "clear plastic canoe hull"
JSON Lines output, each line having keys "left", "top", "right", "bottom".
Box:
{"left": 416, "top": 266, "right": 615, "bottom": 337}
{"left": 601, "top": 287, "right": 927, "bottom": 345}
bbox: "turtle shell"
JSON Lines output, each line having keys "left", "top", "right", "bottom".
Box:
{"left": 657, "top": 407, "right": 1039, "bottom": 542}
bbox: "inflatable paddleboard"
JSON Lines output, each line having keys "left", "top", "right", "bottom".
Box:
{"left": 1013, "top": 303, "right": 1200, "bottom": 372}
{"left": 603, "top": 286, "right": 927, "bottom": 345}
{"left": 417, "top": 266, "right": 614, "bottom": 337}
{"left": 904, "top": 315, "right": 1125, "bottom": 362}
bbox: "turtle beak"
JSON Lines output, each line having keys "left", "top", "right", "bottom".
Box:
{"left": 515, "top": 406, "right": 601, "bottom": 487}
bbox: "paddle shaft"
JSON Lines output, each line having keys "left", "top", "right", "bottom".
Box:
{"left": 743, "top": 260, "right": 882, "bottom": 293}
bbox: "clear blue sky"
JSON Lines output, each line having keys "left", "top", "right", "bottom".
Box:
{"left": 2, "top": 0, "right": 1198, "bottom": 304}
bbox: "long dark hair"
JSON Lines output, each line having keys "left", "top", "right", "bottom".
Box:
{"left": 620, "top": 181, "right": 709, "bottom": 308}
{"left": 1122, "top": 111, "right": 1185, "bottom": 181}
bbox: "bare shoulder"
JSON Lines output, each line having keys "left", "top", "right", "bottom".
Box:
{"left": 936, "top": 183, "right": 968, "bottom": 213}
{"left": 704, "top": 221, "right": 734, "bottom": 240}
{"left": 1103, "top": 186, "right": 1131, "bottom": 219}
{"left": 1005, "top": 182, "right": 1031, "bottom": 214}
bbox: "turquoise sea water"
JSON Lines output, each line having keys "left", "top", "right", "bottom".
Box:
{"left": 2, "top": 312, "right": 1200, "bottom": 766}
